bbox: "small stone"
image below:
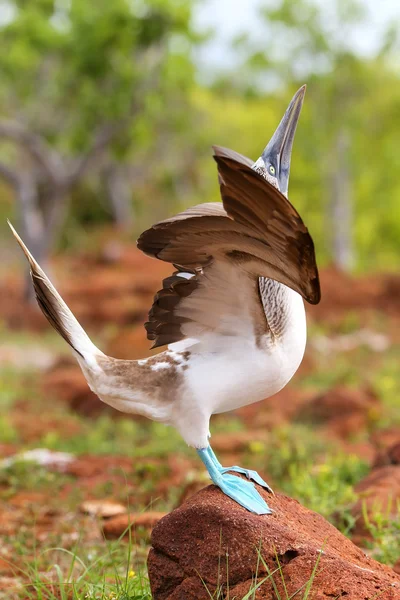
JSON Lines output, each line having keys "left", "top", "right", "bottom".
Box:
{"left": 0, "top": 448, "right": 73, "bottom": 470}
{"left": 103, "top": 512, "right": 166, "bottom": 539}
{"left": 80, "top": 499, "right": 127, "bottom": 518}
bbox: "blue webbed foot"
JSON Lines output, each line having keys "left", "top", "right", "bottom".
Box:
{"left": 197, "top": 445, "right": 273, "bottom": 515}
{"left": 219, "top": 466, "right": 274, "bottom": 493}
{"left": 205, "top": 445, "right": 273, "bottom": 493}
{"left": 216, "top": 471, "right": 272, "bottom": 515}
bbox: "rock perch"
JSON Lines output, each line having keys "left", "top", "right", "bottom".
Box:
{"left": 148, "top": 484, "right": 400, "bottom": 600}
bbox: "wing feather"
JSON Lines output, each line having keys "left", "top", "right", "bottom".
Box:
{"left": 137, "top": 146, "right": 320, "bottom": 348}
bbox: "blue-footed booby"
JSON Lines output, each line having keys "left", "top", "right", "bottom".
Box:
{"left": 9, "top": 85, "right": 320, "bottom": 515}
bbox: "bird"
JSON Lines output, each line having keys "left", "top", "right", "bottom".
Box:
{"left": 9, "top": 85, "right": 320, "bottom": 515}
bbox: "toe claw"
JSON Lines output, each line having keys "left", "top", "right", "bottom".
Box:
{"left": 220, "top": 466, "right": 274, "bottom": 493}
{"left": 246, "top": 470, "right": 274, "bottom": 493}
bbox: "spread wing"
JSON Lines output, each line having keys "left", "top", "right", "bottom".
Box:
{"left": 137, "top": 146, "right": 320, "bottom": 349}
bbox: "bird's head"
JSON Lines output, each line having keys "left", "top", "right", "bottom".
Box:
{"left": 253, "top": 85, "right": 306, "bottom": 197}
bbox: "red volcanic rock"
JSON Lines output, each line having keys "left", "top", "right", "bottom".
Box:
{"left": 372, "top": 428, "right": 400, "bottom": 452}
{"left": 296, "top": 385, "right": 380, "bottom": 439}
{"left": 374, "top": 441, "right": 400, "bottom": 468}
{"left": 148, "top": 485, "right": 400, "bottom": 600}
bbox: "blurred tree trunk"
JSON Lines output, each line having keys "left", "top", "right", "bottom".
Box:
{"left": 329, "top": 129, "right": 354, "bottom": 271}
{"left": 103, "top": 163, "right": 133, "bottom": 230}
{"left": 0, "top": 121, "right": 121, "bottom": 300}
{"left": 2, "top": 170, "right": 67, "bottom": 300}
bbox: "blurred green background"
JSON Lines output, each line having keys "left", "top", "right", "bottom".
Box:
{"left": 1, "top": 0, "right": 400, "bottom": 274}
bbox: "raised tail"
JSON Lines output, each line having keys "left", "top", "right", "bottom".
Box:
{"left": 8, "top": 220, "right": 103, "bottom": 363}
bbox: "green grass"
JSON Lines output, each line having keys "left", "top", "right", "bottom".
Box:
{"left": 35, "top": 416, "right": 189, "bottom": 459}
{"left": 285, "top": 453, "right": 368, "bottom": 534}
{"left": 0, "top": 366, "right": 38, "bottom": 411}
{"left": 3, "top": 535, "right": 152, "bottom": 600}
{"left": 243, "top": 424, "right": 369, "bottom": 534}
{"left": 0, "top": 459, "right": 73, "bottom": 497}
{"left": 362, "top": 502, "right": 400, "bottom": 566}
{"left": 371, "top": 348, "right": 400, "bottom": 427}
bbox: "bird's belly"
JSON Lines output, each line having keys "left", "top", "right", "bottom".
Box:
{"left": 211, "top": 353, "right": 293, "bottom": 413}
{"left": 184, "top": 335, "right": 305, "bottom": 415}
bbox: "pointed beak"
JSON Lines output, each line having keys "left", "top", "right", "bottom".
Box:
{"left": 262, "top": 85, "right": 306, "bottom": 196}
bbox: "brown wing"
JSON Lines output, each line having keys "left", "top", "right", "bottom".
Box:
{"left": 144, "top": 262, "right": 266, "bottom": 349}
{"left": 138, "top": 146, "right": 320, "bottom": 348}
{"left": 137, "top": 202, "right": 236, "bottom": 270}
{"left": 213, "top": 145, "right": 320, "bottom": 303}
{"left": 145, "top": 269, "right": 198, "bottom": 348}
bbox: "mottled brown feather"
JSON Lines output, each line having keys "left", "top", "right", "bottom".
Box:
{"left": 145, "top": 271, "right": 198, "bottom": 348}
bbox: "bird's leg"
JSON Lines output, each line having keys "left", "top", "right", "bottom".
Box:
{"left": 206, "top": 445, "right": 274, "bottom": 493}
{"left": 197, "top": 445, "right": 272, "bottom": 515}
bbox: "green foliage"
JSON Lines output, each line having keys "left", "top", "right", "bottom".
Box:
{"left": 209, "top": 0, "right": 400, "bottom": 270}
{"left": 0, "top": 367, "right": 23, "bottom": 409}
{"left": 0, "top": 414, "right": 18, "bottom": 443}
{"left": 372, "top": 350, "right": 400, "bottom": 403}
{"left": 0, "top": 459, "right": 71, "bottom": 496}
{"left": 0, "top": 0, "right": 197, "bottom": 154}
{"left": 249, "top": 424, "right": 327, "bottom": 483}
{"left": 362, "top": 503, "right": 400, "bottom": 566}
{"left": 286, "top": 454, "right": 368, "bottom": 533}
{"left": 188, "top": 64, "right": 400, "bottom": 270}
{"left": 38, "top": 415, "right": 188, "bottom": 458}
{"left": 247, "top": 424, "right": 368, "bottom": 532}
{"left": 1, "top": 0, "right": 400, "bottom": 270}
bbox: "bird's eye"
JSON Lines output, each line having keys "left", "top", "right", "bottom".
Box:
{"left": 269, "top": 165, "right": 276, "bottom": 175}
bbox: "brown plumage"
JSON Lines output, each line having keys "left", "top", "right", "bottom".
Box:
{"left": 145, "top": 270, "right": 198, "bottom": 348}
{"left": 138, "top": 146, "right": 320, "bottom": 349}
{"left": 8, "top": 220, "right": 96, "bottom": 360}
